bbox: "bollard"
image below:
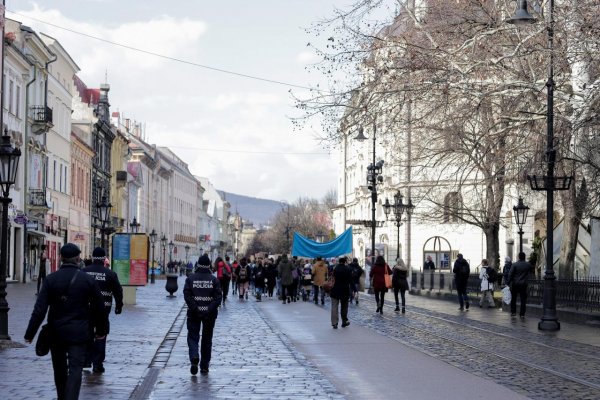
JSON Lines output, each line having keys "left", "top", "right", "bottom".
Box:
{"left": 165, "top": 273, "right": 178, "bottom": 298}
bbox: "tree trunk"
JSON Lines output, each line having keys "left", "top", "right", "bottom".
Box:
{"left": 483, "top": 224, "right": 500, "bottom": 270}
{"left": 559, "top": 179, "right": 587, "bottom": 279}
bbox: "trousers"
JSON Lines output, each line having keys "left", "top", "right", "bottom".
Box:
{"left": 187, "top": 316, "right": 216, "bottom": 369}
{"left": 50, "top": 342, "right": 87, "bottom": 400}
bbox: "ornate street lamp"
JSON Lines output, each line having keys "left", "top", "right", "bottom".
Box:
{"left": 0, "top": 134, "right": 22, "bottom": 340}
{"left": 355, "top": 122, "right": 384, "bottom": 269}
{"left": 168, "top": 240, "right": 174, "bottom": 263}
{"left": 513, "top": 197, "right": 530, "bottom": 254}
{"left": 129, "top": 217, "right": 140, "bottom": 233}
{"left": 383, "top": 191, "right": 415, "bottom": 260}
{"left": 507, "top": 0, "right": 572, "bottom": 331}
{"left": 160, "top": 234, "right": 167, "bottom": 274}
{"left": 149, "top": 229, "right": 157, "bottom": 284}
{"left": 96, "top": 195, "right": 112, "bottom": 250}
{"left": 185, "top": 245, "right": 190, "bottom": 264}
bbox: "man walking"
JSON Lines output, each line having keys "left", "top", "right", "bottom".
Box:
{"left": 183, "top": 254, "right": 222, "bottom": 375}
{"left": 235, "top": 257, "right": 251, "bottom": 300}
{"left": 330, "top": 257, "right": 352, "bottom": 329}
{"left": 506, "top": 252, "right": 532, "bottom": 318}
{"left": 25, "top": 243, "right": 107, "bottom": 400}
{"left": 278, "top": 254, "right": 294, "bottom": 304}
{"left": 452, "top": 253, "right": 470, "bottom": 311}
{"left": 82, "top": 247, "right": 124, "bottom": 373}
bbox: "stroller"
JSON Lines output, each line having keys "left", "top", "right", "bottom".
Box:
{"left": 300, "top": 266, "right": 313, "bottom": 301}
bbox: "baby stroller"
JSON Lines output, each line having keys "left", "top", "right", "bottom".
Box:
{"left": 300, "top": 268, "right": 313, "bottom": 301}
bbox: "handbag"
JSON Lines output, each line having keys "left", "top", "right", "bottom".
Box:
{"left": 35, "top": 324, "right": 51, "bottom": 357}
{"left": 323, "top": 275, "right": 335, "bottom": 294}
{"left": 384, "top": 266, "right": 392, "bottom": 289}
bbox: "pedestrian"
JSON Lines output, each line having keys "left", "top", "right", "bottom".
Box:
{"left": 215, "top": 257, "right": 231, "bottom": 305}
{"left": 453, "top": 253, "right": 471, "bottom": 311}
{"left": 502, "top": 256, "right": 512, "bottom": 287}
{"left": 330, "top": 257, "right": 352, "bottom": 329}
{"left": 36, "top": 244, "right": 49, "bottom": 295}
{"left": 370, "top": 255, "right": 392, "bottom": 314}
{"left": 235, "top": 258, "right": 251, "bottom": 300}
{"left": 278, "top": 254, "right": 294, "bottom": 304}
{"left": 478, "top": 259, "right": 495, "bottom": 309}
{"left": 24, "top": 243, "right": 107, "bottom": 400}
{"left": 423, "top": 255, "right": 435, "bottom": 271}
{"left": 254, "top": 260, "right": 266, "bottom": 301}
{"left": 348, "top": 257, "right": 363, "bottom": 305}
{"left": 81, "top": 247, "right": 124, "bottom": 373}
{"left": 506, "top": 252, "right": 532, "bottom": 318}
{"left": 312, "top": 257, "right": 327, "bottom": 305}
{"left": 183, "top": 254, "right": 222, "bottom": 375}
{"left": 265, "top": 258, "right": 277, "bottom": 298}
{"left": 231, "top": 259, "right": 239, "bottom": 295}
{"left": 392, "top": 257, "right": 409, "bottom": 313}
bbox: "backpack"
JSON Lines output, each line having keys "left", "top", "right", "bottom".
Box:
{"left": 486, "top": 267, "right": 497, "bottom": 284}
{"left": 238, "top": 265, "right": 247, "bottom": 280}
{"left": 222, "top": 263, "right": 231, "bottom": 279}
{"left": 459, "top": 260, "right": 470, "bottom": 277}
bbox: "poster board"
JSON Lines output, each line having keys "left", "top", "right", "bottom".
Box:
{"left": 111, "top": 233, "right": 149, "bottom": 286}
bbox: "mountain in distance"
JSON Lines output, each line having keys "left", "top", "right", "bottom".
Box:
{"left": 219, "top": 191, "right": 282, "bottom": 227}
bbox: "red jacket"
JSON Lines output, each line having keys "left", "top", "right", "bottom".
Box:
{"left": 370, "top": 263, "right": 392, "bottom": 291}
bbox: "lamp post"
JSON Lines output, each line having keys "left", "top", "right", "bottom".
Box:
{"left": 507, "top": 0, "right": 572, "bottom": 331}
{"left": 185, "top": 245, "right": 190, "bottom": 263}
{"left": 168, "top": 240, "right": 174, "bottom": 265}
{"left": 160, "top": 234, "right": 167, "bottom": 274}
{"left": 280, "top": 201, "right": 291, "bottom": 254}
{"left": 129, "top": 217, "right": 140, "bottom": 233}
{"left": 0, "top": 135, "right": 22, "bottom": 340}
{"left": 149, "top": 229, "right": 157, "bottom": 284}
{"left": 355, "top": 121, "right": 384, "bottom": 268}
{"left": 383, "top": 191, "right": 415, "bottom": 260}
{"left": 513, "top": 197, "right": 530, "bottom": 254}
{"left": 96, "top": 195, "right": 112, "bottom": 250}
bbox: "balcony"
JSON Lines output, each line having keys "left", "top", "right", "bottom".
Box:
{"left": 29, "top": 106, "right": 54, "bottom": 134}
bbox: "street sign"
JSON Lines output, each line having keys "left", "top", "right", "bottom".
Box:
{"left": 26, "top": 221, "right": 38, "bottom": 230}
{"left": 14, "top": 214, "right": 28, "bottom": 224}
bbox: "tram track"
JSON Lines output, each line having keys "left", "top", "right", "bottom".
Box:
{"left": 355, "top": 296, "right": 600, "bottom": 398}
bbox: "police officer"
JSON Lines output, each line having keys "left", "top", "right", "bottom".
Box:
{"left": 82, "top": 247, "right": 123, "bottom": 373}
{"left": 25, "top": 243, "right": 107, "bottom": 400}
{"left": 183, "top": 254, "right": 222, "bottom": 375}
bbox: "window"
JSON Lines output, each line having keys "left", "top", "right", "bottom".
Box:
{"left": 16, "top": 85, "right": 21, "bottom": 118}
{"left": 8, "top": 80, "right": 14, "bottom": 114}
{"left": 53, "top": 160, "right": 57, "bottom": 190}
{"left": 443, "top": 192, "right": 462, "bottom": 223}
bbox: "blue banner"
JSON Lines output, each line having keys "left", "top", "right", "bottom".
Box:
{"left": 291, "top": 227, "right": 353, "bottom": 258}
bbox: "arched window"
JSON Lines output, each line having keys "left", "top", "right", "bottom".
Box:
{"left": 443, "top": 192, "right": 462, "bottom": 223}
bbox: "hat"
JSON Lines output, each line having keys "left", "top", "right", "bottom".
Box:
{"left": 92, "top": 247, "right": 106, "bottom": 259}
{"left": 60, "top": 243, "right": 81, "bottom": 258}
{"left": 197, "top": 254, "right": 211, "bottom": 267}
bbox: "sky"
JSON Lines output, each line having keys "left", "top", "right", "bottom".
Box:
{"left": 8, "top": 0, "right": 353, "bottom": 203}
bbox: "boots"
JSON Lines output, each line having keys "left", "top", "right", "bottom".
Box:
{"left": 394, "top": 305, "right": 400, "bottom": 312}
{"left": 402, "top": 307, "right": 405, "bottom": 314}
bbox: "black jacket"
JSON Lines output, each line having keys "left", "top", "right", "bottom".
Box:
{"left": 25, "top": 264, "right": 107, "bottom": 344}
{"left": 453, "top": 258, "right": 470, "bottom": 284}
{"left": 330, "top": 263, "right": 352, "bottom": 300}
{"left": 184, "top": 266, "right": 222, "bottom": 320}
{"left": 82, "top": 262, "right": 124, "bottom": 314}
{"left": 507, "top": 260, "right": 532, "bottom": 286}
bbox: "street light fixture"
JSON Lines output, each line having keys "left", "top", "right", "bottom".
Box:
{"left": 383, "top": 191, "right": 415, "bottom": 260}
{"left": 513, "top": 197, "right": 530, "bottom": 254}
{"left": 0, "top": 134, "right": 22, "bottom": 340}
{"left": 96, "top": 195, "right": 112, "bottom": 250}
{"left": 160, "top": 234, "right": 167, "bottom": 274}
{"left": 355, "top": 122, "right": 384, "bottom": 269}
{"left": 129, "top": 217, "right": 140, "bottom": 233}
{"left": 507, "top": 0, "right": 572, "bottom": 331}
{"left": 168, "top": 240, "right": 174, "bottom": 264}
{"left": 149, "top": 229, "right": 157, "bottom": 284}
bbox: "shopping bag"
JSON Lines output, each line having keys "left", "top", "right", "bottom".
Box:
{"left": 502, "top": 286, "right": 512, "bottom": 305}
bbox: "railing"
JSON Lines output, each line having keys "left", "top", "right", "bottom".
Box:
{"left": 410, "top": 271, "right": 600, "bottom": 312}
{"left": 29, "top": 190, "right": 48, "bottom": 207}
{"left": 29, "top": 106, "right": 53, "bottom": 124}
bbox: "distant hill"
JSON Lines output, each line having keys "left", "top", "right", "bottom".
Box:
{"left": 219, "top": 191, "right": 282, "bottom": 226}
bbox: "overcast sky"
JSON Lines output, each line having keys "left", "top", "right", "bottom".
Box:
{"left": 9, "top": 1, "right": 350, "bottom": 202}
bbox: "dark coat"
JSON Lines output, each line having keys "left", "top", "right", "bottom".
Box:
{"left": 330, "top": 263, "right": 352, "bottom": 300}
{"left": 184, "top": 266, "right": 222, "bottom": 320}
{"left": 453, "top": 257, "right": 470, "bottom": 290}
{"left": 265, "top": 264, "right": 277, "bottom": 287}
{"left": 507, "top": 260, "right": 532, "bottom": 286}
{"left": 392, "top": 265, "right": 409, "bottom": 291}
{"left": 82, "top": 262, "right": 124, "bottom": 314}
{"left": 370, "top": 263, "right": 392, "bottom": 292}
{"left": 254, "top": 265, "right": 266, "bottom": 288}
{"left": 25, "top": 263, "right": 107, "bottom": 344}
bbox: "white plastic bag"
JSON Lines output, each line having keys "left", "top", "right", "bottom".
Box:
{"left": 502, "top": 286, "right": 512, "bottom": 305}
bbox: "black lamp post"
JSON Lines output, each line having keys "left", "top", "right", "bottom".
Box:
{"left": 149, "top": 229, "right": 157, "bottom": 284}
{"left": 129, "top": 217, "right": 140, "bottom": 233}
{"left": 168, "top": 240, "right": 174, "bottom": 264}
{"left": 160, "top": 234, "right": 167, "bottom": 274}
{"left": 0, "top": 135, "right": 22, "bottom": 341}
{"left": 355, "top": 122, "right": 384, "bottom": 268}
{"left": 185, "top": 245, "right": 190, "bottom": 264}
{"left": 507, "top": 0, "right": 572, "bottom": 331}
{"left": 96, "top": 195, "right": 112, "bottom": 250}
{"left": 513, "top": 197, "right": 530, "bottom": 254}
{"left": 383, "top": 191, "right": 415, "bottom": 260}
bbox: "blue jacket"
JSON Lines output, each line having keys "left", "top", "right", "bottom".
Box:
{"left": 184, "top": 265, "right": 222, "bottom": 319}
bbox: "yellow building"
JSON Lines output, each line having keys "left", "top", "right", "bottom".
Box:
{"left": 110, "top": 128, "right": 131, "bottom": 232}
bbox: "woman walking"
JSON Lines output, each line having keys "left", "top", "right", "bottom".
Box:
{"left": 370, "top": 255, "right": 392, "bottom": 314}
{"left": 392, "top": 257, "right": 409, "bottom": 313}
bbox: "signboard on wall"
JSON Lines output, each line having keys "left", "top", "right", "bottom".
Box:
{"left": 111, "top": 233, "right": 149, "bottom": 286}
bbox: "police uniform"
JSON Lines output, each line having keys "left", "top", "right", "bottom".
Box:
{"left": 82, "top": 247, "right": 124, "bottom": 373}
{"left": 183, "top": 254, "right": 222, "bottom": 374}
